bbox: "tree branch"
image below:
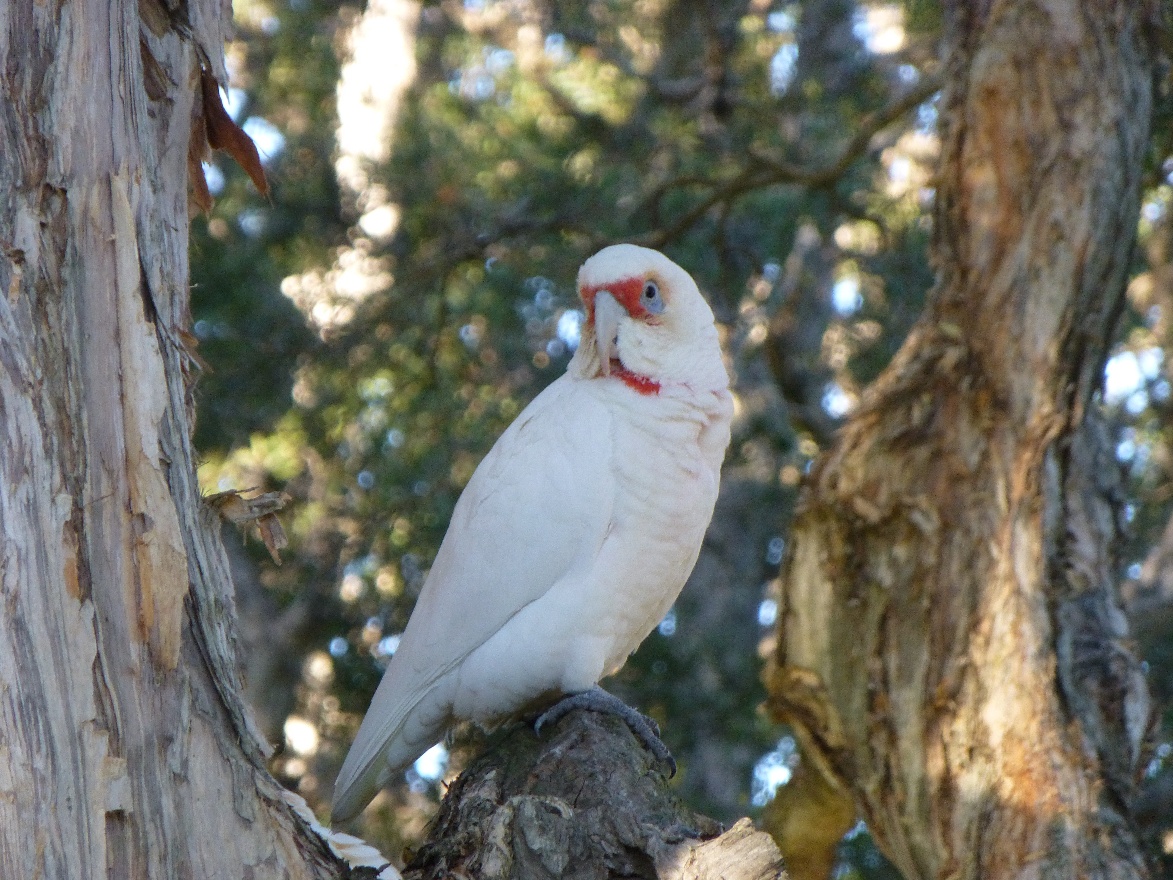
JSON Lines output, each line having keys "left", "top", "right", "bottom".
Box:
{"left": 635, "top": 75, "right": 942, "bottom": 249}
{"left": 404, "top": 710, "right": 786, "bottom": 880}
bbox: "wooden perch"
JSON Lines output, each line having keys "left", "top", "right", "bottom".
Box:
{"left": 403, "top": 709, "right": 786, "bottom": 880}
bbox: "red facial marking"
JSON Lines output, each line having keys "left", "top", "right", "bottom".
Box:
{"left": 580, "top": 276, "right": 648, "bottom": 321}
{"left": 580, "top": 275, "right": 662, "bottom": 395}
{"left": 612, "top": 362, "right": 661, "bottom": 395}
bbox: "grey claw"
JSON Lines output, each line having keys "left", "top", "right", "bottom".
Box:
{"left": 533, "top": 687, "right": 676, "bottom": 777}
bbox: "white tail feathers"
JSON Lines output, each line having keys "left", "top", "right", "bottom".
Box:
{"left": 331, "top": 677, "right": 455, "bottom": 823}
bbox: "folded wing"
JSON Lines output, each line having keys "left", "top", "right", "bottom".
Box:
{"left": 331, "top": 376, "right": 614, "bottom": 820}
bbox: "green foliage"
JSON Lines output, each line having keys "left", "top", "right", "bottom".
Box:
{"left": 194, "top": 0, "right": 1173, "bottom": 873}
{"left": 190, "top": 0, "right": 346, "bottom": 453}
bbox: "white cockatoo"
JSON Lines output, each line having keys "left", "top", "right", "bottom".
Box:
{"left": 331, "top": 244, "right": 732, "bottom": 822}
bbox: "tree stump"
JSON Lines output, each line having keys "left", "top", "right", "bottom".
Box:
{"left": 403, "top": 709, "right": 786, "bottom": 880}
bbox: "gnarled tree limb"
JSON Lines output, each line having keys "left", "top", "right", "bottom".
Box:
{"left": 404, "top": 710, "right": 786, "bottom": 880}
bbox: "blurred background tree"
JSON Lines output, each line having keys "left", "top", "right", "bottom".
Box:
{"left": 191, "top": 0, "right": 1171, "bottom": 875}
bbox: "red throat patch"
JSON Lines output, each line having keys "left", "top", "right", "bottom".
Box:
{"left": 612, "top": 361, "right": 660, "bottom": 395}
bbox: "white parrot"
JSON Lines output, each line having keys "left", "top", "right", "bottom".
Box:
{"left": 331, "top": 244, "right": 732, "bottom": 822}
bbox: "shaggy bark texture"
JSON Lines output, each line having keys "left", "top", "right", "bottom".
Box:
{"left": 767, "top": 2, "right": 1158, "bottom": 878}
{"left": 404, "top": 710, "right": 785, "bottom": 880}
{"left": 0, "top": 0, "right": 345, "bottom": 876}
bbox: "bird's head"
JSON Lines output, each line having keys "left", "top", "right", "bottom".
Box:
{"left": 570, "top": 244, "right": 727, "bottom": 393}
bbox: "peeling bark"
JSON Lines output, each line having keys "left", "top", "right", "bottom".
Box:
{"left": 0, "top": 1, "right": 344, "bottom": 876}
{"left": 760, "top": 757, "right": 854, "bottom": 880}
{"left": 767, "top": 2, "right": 1157, "bottom": 878}
{"left": 404, "top": 710, "right": 786, "bottom": 880}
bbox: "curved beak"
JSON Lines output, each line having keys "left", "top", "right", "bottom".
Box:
{"left": 593, "top": 290, "right": 625, "bottom": 377}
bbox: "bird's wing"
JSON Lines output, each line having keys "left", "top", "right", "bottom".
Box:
{"left": 395, "top": 375, "right": 616, "bottom": 684}
{"left": 333, "top": 375, "right": 614, "bottom": 811}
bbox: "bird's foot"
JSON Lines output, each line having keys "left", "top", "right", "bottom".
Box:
{"left": 534, "top": 686, "right": 676, "bottom": 777}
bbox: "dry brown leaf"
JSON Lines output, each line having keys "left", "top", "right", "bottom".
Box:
{"left": 206, "top": 488, "right": 290, "bottom": 563}
{"left": 188, "top": 155, "right": 214, "bottom": 216}
{"left": 206, "top": 488, "right": 289, "bottom": 523}
{"left": 257, "top": 514, "right": 289, "bottom": 564}
{"left": 199, "top": 68, "right": 270, "bottom": 198}
{"left": 187, "top": 101, "right": 214, "bottom": 215}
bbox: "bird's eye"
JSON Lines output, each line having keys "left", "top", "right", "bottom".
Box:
{"left": 642, "top": 281, "right": 665, "bottom": 315}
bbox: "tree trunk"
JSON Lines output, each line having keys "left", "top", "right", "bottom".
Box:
{"left": 0, "top": 1, "right": 342, "bottom": 876}
{"left": 767, "top": 2, "right": 1157, "bottom": 879}
{"left": 403, "top": 710, "right": 786, "bottom": 880}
